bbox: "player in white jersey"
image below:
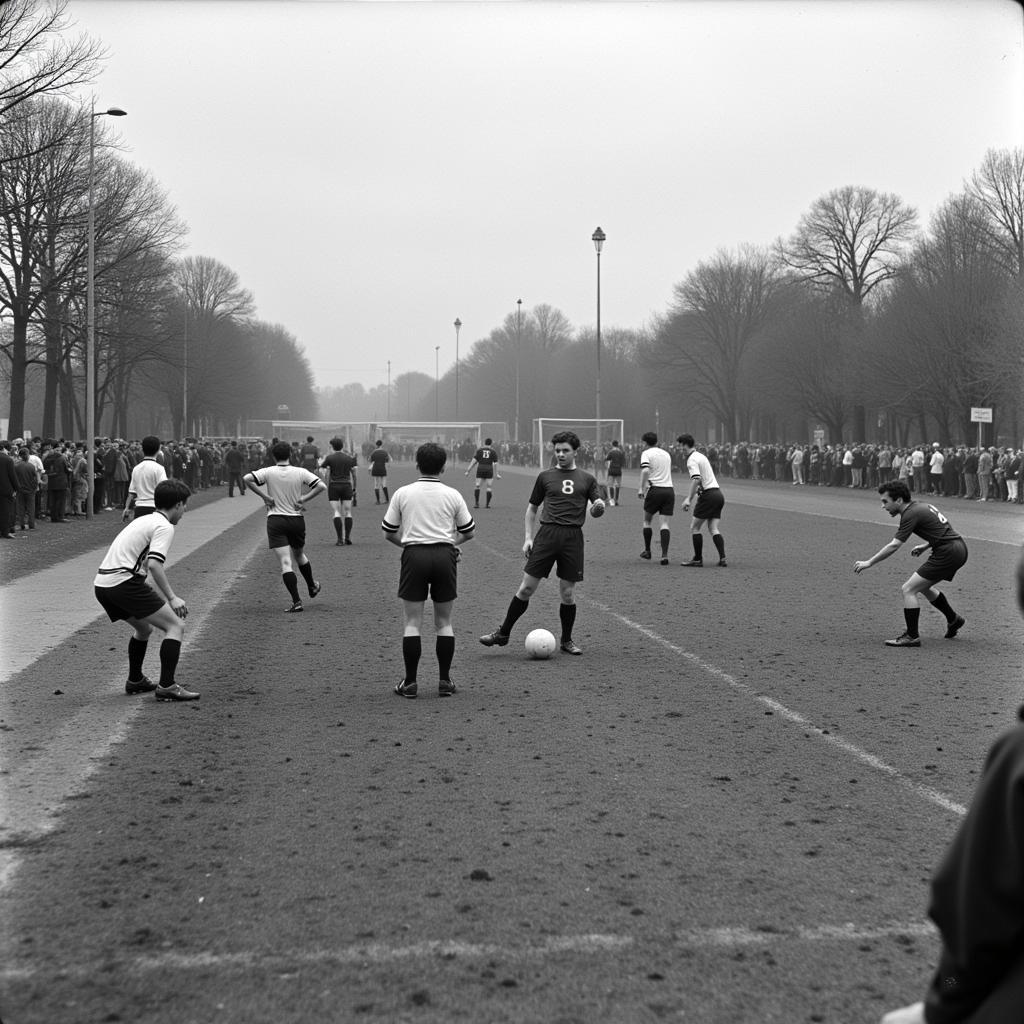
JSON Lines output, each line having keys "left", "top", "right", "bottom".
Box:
{"left": 93, "top": 479, "right": 198, "bottom": 701}
{"left": 244, "top": 441, "right": 327, "bottom": 612}
{"left": 122, "top": 435, "right": 167, "bottom": 520}
{"left": 383, "top": 442, "right": 476, "bottom": 698}
{"left": 676, "top": 434, "right": 727, "bottom": 567}
{"left": 637, "top": 431, "right": 675, "bottom": 564}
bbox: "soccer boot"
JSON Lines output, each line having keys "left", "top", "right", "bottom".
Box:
{"left": 944, "top": 614, "right": 965, "bottom": 639}
{"left": 479, "top": 630, "right": 510, "bottom": 647}
{"left": 884, "top": 633, "right": 921, "bottom": 648}
{"left": 438, "top": 679, "right": 457, "bottom": 697}
{"left": 680, "top": 559, "right": 703, "bottom": 567}
{"left": 394, "top": 679, "right": 418, "bottom": 699}
{"left": 154, "top": 682, "right": 200, "bottom": 701}
{"left": 559, "top": 640, "right": 583, "bottom": 656}
{"left": 125, "top": 675, "right": 157, "bottom": 695}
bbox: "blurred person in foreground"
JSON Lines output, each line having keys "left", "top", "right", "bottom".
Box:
{"left": 880, "top": 548, "right": 1024, "bottom": 1024}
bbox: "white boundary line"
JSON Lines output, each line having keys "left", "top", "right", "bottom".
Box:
{"left": 0, "top": 922, "right": 937, "bottom": 980}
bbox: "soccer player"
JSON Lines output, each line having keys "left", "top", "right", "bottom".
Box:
{"left": 479, "top": 430, "right": 604, "bottom": 656}
{"left": 677, "top": 433, "right": 727, "bottom": 567}
{"left": 637, "top": 431, "right": 674, "bottom": 564}
{"left": 368, "top": 440, "right": 391, "bottom": 504}
{"left": 383, "top": 442, "right": 476, "bottom": 698}
{"left": 604, "top": 439, "right": 625, "bottom": 506}
{"left": 93, "top": 479, "right": 197, "bottom": 701}
{"left": 854, "top": 479, "right": 967, "bottom": 647}
{"left": 464, "top": 437, "right": 501, "bottom": 508}
{"left": 244, "top": 440, "right": 327, "bottom": 613}
{"left": 122, "top": 435, "right": 167, "bottom": 521}
{"left": 320, "top": 437, "right": 358, "bottom": 545}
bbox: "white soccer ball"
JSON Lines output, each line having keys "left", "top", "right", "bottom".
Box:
{"left": 524, "top": 628, "right": 557, "bottom": 660}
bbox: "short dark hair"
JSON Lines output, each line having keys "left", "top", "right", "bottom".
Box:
{"left": 551, "top": 431, "right": 580, "bottom": 450}
{"left": 330, "top": 437, "right": 343, "bottom": 450}
{"left": 141, "top": 435, "right": 160, "bottom": 456}
{"left": 154, "top": 479, "right": 191, "bottom": 509}
{"left": 416, "top": 442, "right": 447, "bottom": 475}
{"left": 879, "top": 479, "right": 911, "bottom": 503}
{"left": 642, "top": 431, "right": 658, "bottom": 446}
{"left": 484, "top": 438, "right": 492, "bottom": 446}
{"left": 676, "top": 433, "right": 695, "bottom": 449}
{"left": 271, "top": 440, "right": 292, "bottom": 461}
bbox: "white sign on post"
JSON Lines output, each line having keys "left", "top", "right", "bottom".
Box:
{"left": 970, "top": 407, "right": 993, "bottom": 423}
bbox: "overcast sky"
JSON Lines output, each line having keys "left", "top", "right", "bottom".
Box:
{"left": 70, "top": 0, "right": 1024, "bottom": 391}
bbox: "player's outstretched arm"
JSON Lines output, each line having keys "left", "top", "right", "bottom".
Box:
{"left": 854, "top": 538, "right": 902, "bottom": 573}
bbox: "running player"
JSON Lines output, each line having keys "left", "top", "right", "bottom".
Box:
{"left": 604, "top": 440, "right": 625, "bottom": 506}
{"left": 320, "top": 437, "right": 358, "bottom": 545}
{"left": 368, "top": 440, "right": 391, "bottom": 504}
{"left": 479, "top": 431, "right": 605, "bottom": 655}
{"left": 677, "top": 433, "right": 727, "bottom": 567}
{"left": 638, "top": 431, "right": 674, "bottom": 564}
{"left": 244, "top": 441, "right": 327, "bottom": 613}
{"left": 464, "top": 437, "right": 501, "bottom": 508}
{"left": 383, "top": 442, "right": 476, "bottom": 698}
{"left": 94, "top": 479, "right": 198, "bottom": 701}
{"left": 854, "top": 479, "right": 967, "bottom": 647}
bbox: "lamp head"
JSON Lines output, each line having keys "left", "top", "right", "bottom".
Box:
{"left": 454, "top": 318, "right": 461, "bottom": 330}
{"left": 592, "top": 226, "right": 606, "bottom": 253}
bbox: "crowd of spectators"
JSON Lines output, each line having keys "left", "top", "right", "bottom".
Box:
{"left": 4, "top": 434, "right": 1021, "bottom": 540}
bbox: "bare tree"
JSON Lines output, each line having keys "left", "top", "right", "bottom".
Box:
{"left": 967, "top": 147, "right": 1024, "bottom": 277}
{"left": 777, "top": 185, "right": 918, "bottom": 303}
{"left": 643, "top": 245, "right": 786, "bottom": 442}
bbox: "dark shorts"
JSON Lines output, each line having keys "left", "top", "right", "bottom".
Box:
{"left": 608, "top": 470, "right": 622, "bottom": 480}
{"left": 371, "top": 469, "right": 388, "bottom": 478}
{"left": 643, "top": 486, "right": 675, "bottom": 517}
{"left": 474, "top": 469, "right": 494, "bottom": 480}
{"left": 693, "top": 487, "right": 725, "bottom": 521}
{"left": 132, "top": 505, "right": 156, "bottom": 519}
{"left": 524, "top": 523, "right": 584, "bottom": 582}
{"left": 918, "top": 538, "right": 968, "bottom": 582}
{"left": 94, "top": 578, "right": 165, "bottom": 623}
{"left": 398, "top": 544, "right": 459, "bottom": 602}
{"left": 328, "top": 482, "right": 354, "bottom": 502}
{"left": 267, "top": 513, "right": 306, "bottom": 550}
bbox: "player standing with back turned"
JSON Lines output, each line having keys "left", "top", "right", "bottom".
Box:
{"left": 479, "top": 431, "right": 604, "bottom": 655}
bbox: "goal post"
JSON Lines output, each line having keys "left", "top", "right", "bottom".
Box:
{"left": 532, "top": 417, "right": 625, "bottom": 468}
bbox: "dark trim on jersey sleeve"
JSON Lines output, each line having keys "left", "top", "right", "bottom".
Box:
{"left": 147, "top": 551, "right": 167, "bottom": 564}
{"left": 381, "top": 518, "right": 400, "bottom": 534}
{"left": 457, "top": 516, "right": 476, "bottom": 534}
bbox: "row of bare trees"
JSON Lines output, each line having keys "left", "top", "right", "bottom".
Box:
{"left": 319, "top": 151, "right": 1024, "bottom": 448}
{"left": 0, "top": 1, "right": 318, "bottom": 441}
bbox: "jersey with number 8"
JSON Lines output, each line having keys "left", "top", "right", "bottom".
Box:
{"left": 529, "top": 467, "right": 601, "bottom": 527}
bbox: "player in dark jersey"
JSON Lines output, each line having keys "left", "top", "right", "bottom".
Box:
{"left": 320, "top": 437, "right": 358, "bottom": 545}
{"left": 368, "top": 440, "right": 391, "bottom": 504}
{"left": 479, "top": 431, "right": 604, "bottom": 655}
{"left": 854, "top": 479, "right": 967, "bottom": 647}
{"left": 604, "top": 440, "right": 625, "bottom": 506}
{"left": 464, "top": 437, "right": 501, "bottom": 508}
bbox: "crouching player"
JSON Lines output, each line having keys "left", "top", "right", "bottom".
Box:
{"left": 93, "top": 479, "right": 198, "bottom": 701}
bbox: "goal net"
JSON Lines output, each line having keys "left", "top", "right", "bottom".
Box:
{"left": 532, "top": 418, "right": 625, "bottom": 468}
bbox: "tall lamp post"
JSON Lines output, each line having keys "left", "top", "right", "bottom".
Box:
{"left": 592, "top": 226, "right": 605, "bottom": 452}
{"left": 86, "top": 104, "right": 127, "bottom": 520}
{"left": 515, "top": 299, "right": 522, "bottom": 443}
{"left": 453, "top": 318, "right": 461, "bottom": 422}
{"left": 386, "top": 360, "right": 391, "bottom": 420}
{"left": 435, "top": 345, "right": 440, "bottom": 423}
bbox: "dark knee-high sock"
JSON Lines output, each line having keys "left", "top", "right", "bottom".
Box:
{"left": 499, "top": 595, "right": 530, "bottom": 636}
{"left": 402, "top": 636, "right": 421, "bottom": 682}
{"left": 486, "top": 491, "right": 492, "bottom": 508}
{"left": 436, "top": 635, "right": 455, "bottom": 680}
{"left": 127, "top": 637, "right": 148, "bottom": 681}
{"left": 642, "top": 527, "right": 653, "bottom": 553}
{"left": 283, "top": 571, "right": 300, "bottom": 602}
{"left": 930, "top": 592, "right": 955, "bottom": 621}
{"left": 298, "top": 560, "right": 315, "bottom": 590}
{"left": 559, "top": 603, "right": 577, "bottom": 643}
{"left": 383, "top": 487, "right": 389, "bottom": 500}
{"left": 903, "top": 607, "right": 921, "bottom": 637}
{"left": 158, "top": 638, "right": 181, "bottom": 686}
{"left": 344, "top": 516, "right": 353, "bottom": 540}
{"left": 660, "top": 528, "right": 670, "bottom": 558}
{"left": 474, "top": 488, "right": 480, "bottom": 505}
{"left": 332, "top": 516, "right": 342, "bottom": 539}
{"left": 692, "top": 534, "right": 704, "bottom": 559}
{"left": 712, "top": 534, "right": 726, "bottom": 558}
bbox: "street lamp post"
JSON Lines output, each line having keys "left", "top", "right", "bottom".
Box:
{"left": 453, "top": 318, "right": 461, "bottom": 422}
{"left": 592, "top": 226, "right": 605, "bottom": 452}
{"left": 435, "top": 345, "right": 440, "bottom": 423}
{"left": 515, "top": 299, "right": 522, "bottom": 443}
{"left": 387, "top": 360, "right": 391, "bottom": 420}
{"left": 86, "top": 104, "right": 127, "bottom": 520}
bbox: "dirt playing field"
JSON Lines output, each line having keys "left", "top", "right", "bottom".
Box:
{"left": 2, "top": 464, "right": 1022, "bottom": 1023}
